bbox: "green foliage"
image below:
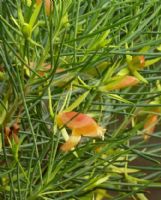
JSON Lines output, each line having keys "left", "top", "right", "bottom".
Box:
{"left": 0, "top": 0, "right": 161, "bottom": 199}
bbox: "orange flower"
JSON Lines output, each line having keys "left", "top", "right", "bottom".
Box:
{"left": 144, "top": 114, "right": 158, "bottom": 140}
{"left": 57, "top": 112, "right": 105, "bottom": 152}
{"left": 143, "top": 107, "right": 160, "bottom": 140}
{"left": 36, "top": 0, "right": 53, "bottom": 16}
{"left": 99, "top": 75, "right": 139, "bottom": 91}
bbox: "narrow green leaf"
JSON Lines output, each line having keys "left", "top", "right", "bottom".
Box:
{"left": 64, "top": 91, "right": 90, "bottom": 112}
{"left": 107, "top": 94, "right": 133, "bottom": 104}
{"left": 0, "top": 100, "right": 8, "bottom": 125}
{"left": 144, "top": 57, "right": 161, "bottom": 67}
{"left": 29, "top": 2, "right": 42, "bottom": 28}
{"left": 132, "top": 70, "right": 148, "bottom": 84}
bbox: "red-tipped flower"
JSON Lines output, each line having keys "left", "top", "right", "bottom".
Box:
{"left": 57, "top": 112, "right": 105, "bottom": 151}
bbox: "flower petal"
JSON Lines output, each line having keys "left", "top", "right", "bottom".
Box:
{"left": 73, "top": 125, "right": 105, "bottom": 139}
{"left": 60, "top": 135, "right": 81, "bottom": 152}
{"left": 57, "top": 112, "right": 98, "bottom": 129}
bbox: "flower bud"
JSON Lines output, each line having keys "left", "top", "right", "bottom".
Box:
{"left": 36, "top": 0, "right": 53, "bottom": 16}
{"left": 22, "top": 23, "right": 32, "bottom": 39}
{"left": 129, "top": 56, "right": 145, "bottom": 70}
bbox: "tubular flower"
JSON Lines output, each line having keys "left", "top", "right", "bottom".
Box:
{"left": 144, "top": 114, "right": 158, "bottom": 140}
{"left": 57, "top": 112, "right": 106, "bottom": 152}
{"left": 143, "top": 108, "right": 160, "bottom": 140}
{"left": 99, "top": 75, "right": 139, "bottom": 91}
{"left": 36, "top": 0, "right": 53, "bottom": 16}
